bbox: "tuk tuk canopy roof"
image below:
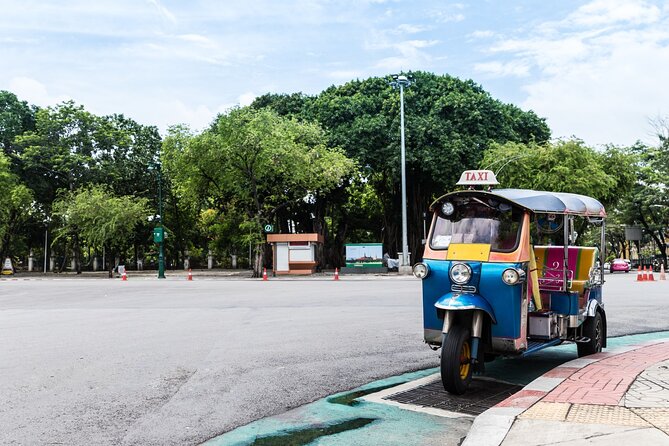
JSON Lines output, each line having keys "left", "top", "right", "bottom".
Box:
{"left": 432, "top": 189, "right": 607, "bottom": 217}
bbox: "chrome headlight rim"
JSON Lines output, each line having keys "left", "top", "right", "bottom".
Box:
{"left": 449, "top": 262, "right": 472, "bottom": 284}
{"left": 412, "top": 262, "right": 430, "bottom": 279}
{"left": 502, "top": 268, "right": 525, "bottom": 285}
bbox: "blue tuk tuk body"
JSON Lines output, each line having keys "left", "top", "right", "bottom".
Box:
{"left": 414, "top": 171, "right": 607, "bottom": 394}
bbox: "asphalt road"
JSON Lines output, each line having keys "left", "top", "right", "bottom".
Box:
{"left": 0, "top": 273, "right": 666, "bottom": 445}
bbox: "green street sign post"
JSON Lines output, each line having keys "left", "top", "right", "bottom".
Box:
{"left": 264, "top": 224, "right": 274, "bottom": 233}
{"left": 153, "top": 227, "right": 164, "bottom": 243}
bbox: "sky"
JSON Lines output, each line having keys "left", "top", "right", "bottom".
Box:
{"left": 1, "top": 0, "right": 669, "bottom": 147}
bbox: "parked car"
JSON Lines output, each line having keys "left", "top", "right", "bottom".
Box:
{"left": 610, "top": 259, "right": 630, "bottom": 273}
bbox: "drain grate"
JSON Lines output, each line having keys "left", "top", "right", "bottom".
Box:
{"left": 384, "top": 377, "right": 523, "bottom": 416}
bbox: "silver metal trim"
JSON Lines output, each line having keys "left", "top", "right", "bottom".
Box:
{"left": 442, "top": 310, "right": 454, "bottom": 334}
{"left": 472, "top": 310, "right": 484, "bottom": 338}
{"left": 450, "top": 284, "right": 477, "bottom": 293}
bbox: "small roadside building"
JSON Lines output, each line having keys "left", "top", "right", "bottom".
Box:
{"left": 266, "top": 233, "right": 324, "bottom": 275}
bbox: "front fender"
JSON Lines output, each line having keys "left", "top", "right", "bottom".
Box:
{"left": 435, "top": 292, "right": 497, "bottom": 324}
{"left": 586, "top": 298, "right": 604, "bottom": 317}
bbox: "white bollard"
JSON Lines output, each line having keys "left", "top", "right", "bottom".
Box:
{"left": 28, "top": 250, "right": 34, "bottom": 272}
{"left": 208, "top": 250, "right": 214, "bottom": 269}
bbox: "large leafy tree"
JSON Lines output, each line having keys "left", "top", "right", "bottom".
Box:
{"left": 615, "top": 138, "right": 669, "bottom": 267}
{"left": 0, "top": 91, "right": 36, "bottom": 157}
{"left": 163, "top": 107, "right": 356, "bottom": 274}
{"left": 52, "top": 186, "right": 150, "bottom": 277}
{"left": 481, "top": 139, "right": 638, "bottom": 247}
{"left": 480, "top": 139, "right": 635, "bottom": 209}
{"left": 0, "top": 151, "right": 33, "bottom": 261}
{"left": 254, "top": 71, "right": 550, "bottom": 261}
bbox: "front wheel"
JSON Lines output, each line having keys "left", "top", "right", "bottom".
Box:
{"left": 577, "top": 312, "right": 604, "bottom": 357}
{"left": 441, "top": 325, "right": 472, "bottom": 395}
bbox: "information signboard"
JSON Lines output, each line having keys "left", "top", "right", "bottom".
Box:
{"left": 345, "top": 243, "right": 383, "bottom": 268}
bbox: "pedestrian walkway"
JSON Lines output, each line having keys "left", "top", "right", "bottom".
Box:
{"left": 464, "top": 340, "right": 669, "bottom": 445}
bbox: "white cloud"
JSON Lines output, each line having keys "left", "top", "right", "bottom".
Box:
{"left": 147, "top": 0, "right": 177, "bottom": 24}
{"left": 469, "top": 30, "right": 495, "bottom": 39}
{"left": 177, "top": 34, "right": 215, "bottom": 48}
{"left": 367, "top": 31, "right": 440, "bottom": 71}
{"left": 474, "top": 61, "right": 530, "bottom": 77}
{"left": 481, "top": 0, "right": 669, "bottom": 146}
{"left": 563, "top": 0, "right": 661, "bottom": 27}
{"left": 238, "top": 92, "right": 257, "bottom": 107}
{"left": 432, "top": 3, "right": 466, "bottom": 23}
{"left": 8, "top": 77, "right": 70, "bottom": 107}
{"left": 396, "top": 24, "right": 429, "bottom": 34}
{"left": 328, "top": 70, "right": 363, "bottom": 79}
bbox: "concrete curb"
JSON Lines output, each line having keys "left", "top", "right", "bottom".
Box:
{"left": 461, "top": 339, "right": 669, "bottom": 446}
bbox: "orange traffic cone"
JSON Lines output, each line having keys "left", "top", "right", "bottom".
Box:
{"left": 188, "top": 268, "right": 193, "bottom": 281}
{"left": 637, "top": 267, "right": 645, "bottom": 282}
{"left": 660, "top": 264, "right": 666, "bottom": 281}
{"left": 643, "top": 266, "right": 649, "bottom": 281}
{"left": 649, "top": 265, "right": 655, "bottom": 281}
{"left": 334, "top": 268, "right": 339, "bottom": 281}
{"left": 122, "top": 271, "right": 127, "bottom": 281}
{"left": 263, "top": 267, "right": 268, "bottom": 281}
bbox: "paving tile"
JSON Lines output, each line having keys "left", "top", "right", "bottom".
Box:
{"left": 544, "top": 343, "right": 669, "bottom": 405}
{"left": 566, "top": 404, "right": 651, "bottom": 427}
{"left": 633, "top": 408, "right": 669, "bottom": 434}
{"left": 518, "top": 402, "right": 571, "bottom": 421}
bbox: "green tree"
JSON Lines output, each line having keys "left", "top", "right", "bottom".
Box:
{"left": 164, "top": 107, "right": 356, "bottom": 275}
{"left": 481, "top": 139, "right": 635, "bottom": 210}
{"left": 255, "top": 71, "right": 550, "bottom": 261}
{"left": 0, "top": 90, "right": 36, "bottom": 157}
{"left": 0, "top": 151, "right": 33, "bottom": 261}
{"left": 52, "top": 186, "right": 150, "bottom": 277}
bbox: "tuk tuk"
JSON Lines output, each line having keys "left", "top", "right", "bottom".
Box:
{"left": 415, "top": 170, "right": 607, "bottom": 394}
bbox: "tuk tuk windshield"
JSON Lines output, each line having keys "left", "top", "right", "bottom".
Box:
{"left": 431, "top": 200, "right": 523, "bottom": 252}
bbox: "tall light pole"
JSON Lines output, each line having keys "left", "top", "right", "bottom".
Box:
{"left": 43, "top": 216, "right": 50, "bottom": 273}
{"left": 149, "top": 161, "right": 166, "bottom": 279}
{"left": 157, "top": 164, "right": 166, "bottom": 279}
{"left": 390, "top": 74, "right": 412, "bottom": 270}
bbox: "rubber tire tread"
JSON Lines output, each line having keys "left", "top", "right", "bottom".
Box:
{"left": 577, "top": 311, "right": 604, "bottom": 357}
{"left": 441, "top": 325, "right": 472, "bottom": 395}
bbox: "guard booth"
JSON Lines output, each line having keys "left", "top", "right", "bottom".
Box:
{"left": 267, "top": 233, "right": 324, "bottom": 275}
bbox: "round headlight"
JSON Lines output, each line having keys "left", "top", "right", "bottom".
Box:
{"left": 412, "top": 262, "right": 430, "bottom": 279}
{"left": 441, "top": 202, "right": 455, "bottom": 216}
{"left": 502, "top": 268, "right": 520, "bottom": 285}
{"left": 450, "top": 263, "right": 472, "bottom": 284}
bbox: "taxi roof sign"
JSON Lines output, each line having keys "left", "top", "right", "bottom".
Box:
{"left": 456, "top": 170, "right": 499, "bottom": 186}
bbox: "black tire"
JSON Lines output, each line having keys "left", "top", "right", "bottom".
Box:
{"left": 441, "top": 325, "right": 472, "bottom": 395}
{"left": 577, "top": 311, "right": 604, "bottom": 357}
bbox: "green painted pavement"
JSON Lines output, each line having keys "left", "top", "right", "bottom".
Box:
{"left": 206, "top": 331, "right": 669, "bottom": 446}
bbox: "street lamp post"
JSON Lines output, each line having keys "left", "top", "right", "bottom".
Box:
{"left": 157, "top": 165, "right": 166, "bottom": 279}
{"left": 390, "top": 74, "right": 412, "bottom": 271}
{"left": 43, "top": 216, "right": 50, "bottom": 273}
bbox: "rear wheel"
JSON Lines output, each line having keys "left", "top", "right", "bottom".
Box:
{"left": 577, "top": 311, "right": 604, "bottom": 357}
{"left": 441, "top": 325, "right": 472, "bottom": 395}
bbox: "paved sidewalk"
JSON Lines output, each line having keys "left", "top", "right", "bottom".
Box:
{"left": 464, "top": 340, "right": 669, "bottom": 445}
